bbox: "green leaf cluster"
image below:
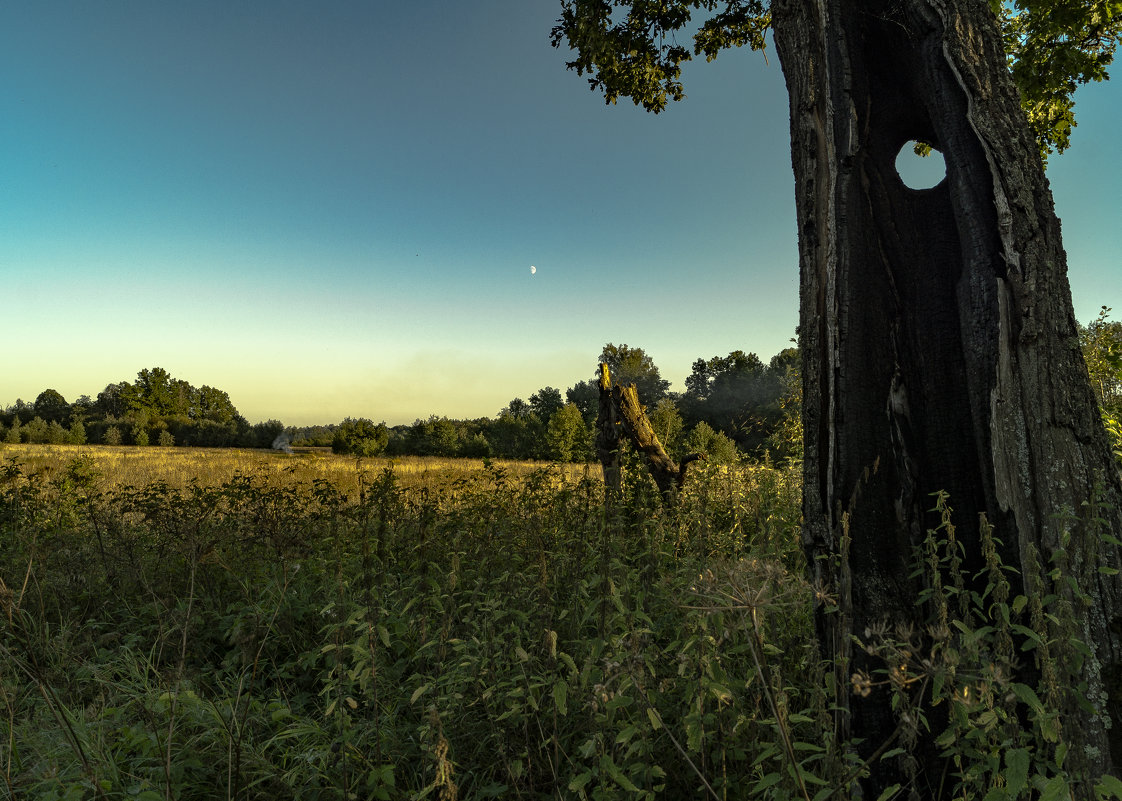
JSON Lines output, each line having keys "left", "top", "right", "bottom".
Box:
{"left": 994, "top": 0, "right": 1122, "bottom": 159}
{"left": 554, "top": 0, "right": 1122, "bottom": 160}
{"left": 332, "top": 417, "right": 390, "bottom": 457}
{"left": 857, "top": 493, "right": 1122, "bottom": 800}
{"left": 551, "top": 0, "right": 768, "bottom": 112}
{"left": 1078, "top": 307, "right": 1122, "bottom": 465}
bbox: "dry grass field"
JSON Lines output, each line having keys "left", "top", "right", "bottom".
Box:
{"left": 0, "top": 442, "right": 594, "bottom": 494}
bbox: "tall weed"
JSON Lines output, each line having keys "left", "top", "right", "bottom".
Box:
{"left": 1, "top": 451, "right": 825, "bottom": 799}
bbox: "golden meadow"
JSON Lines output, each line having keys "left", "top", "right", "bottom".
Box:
{"left": 0, "top": 443, "right": 595, "bottom": 494}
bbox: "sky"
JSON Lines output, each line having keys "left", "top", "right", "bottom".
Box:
{"left": 2, "top": 2, "right": 1119, "bottom": 427}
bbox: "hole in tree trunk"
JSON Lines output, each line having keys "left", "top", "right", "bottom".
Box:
{"left": 895, "top": 140, "right": 946, "bottom": 190}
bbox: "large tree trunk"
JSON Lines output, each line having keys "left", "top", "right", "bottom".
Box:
{"left": 771, "top": 0, "right": 1122, "bottom": 794}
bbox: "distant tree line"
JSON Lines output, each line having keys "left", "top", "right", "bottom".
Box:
{"left": 1, "top": 345, "right": 805, "bottom": 464}
{"left": 0, "top": 367, "right": 284, "bottom": 449}
{"left": 15, "top": 321, "right": 1116, "bottom": 467}
{"left": 328, "top": 343, "right": 803, "bottom": 464}
{"left": 6, "top": 317, "right": 1119, "bottom": 465}
{"left": 309, "top": 319, "right": 1122, "bottom": 466}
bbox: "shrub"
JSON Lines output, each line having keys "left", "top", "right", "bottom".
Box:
{"left": 546, "top": 403, "right": 593, "bottom": 462}
{"left": 332, "top": 417, "right": 389, "bottom": 457}
{"left": 46, "top": 420, "right": 69, "bottom": 444}
{"left": 68, "top": 420, "right": 87, "bottom": 445}
{"left": 103, "top": 425, "right": 122, "bottom": 445}
{"left": 683, "top": 421, "right": 740, "bottom": 464}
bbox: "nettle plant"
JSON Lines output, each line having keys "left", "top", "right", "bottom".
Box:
{"left": 854, "top": 493, "right": 1122, "bottom": 801}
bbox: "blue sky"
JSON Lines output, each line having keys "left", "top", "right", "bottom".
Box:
{"left": 2, "top": 2, "right": 1118, "bottom": 426}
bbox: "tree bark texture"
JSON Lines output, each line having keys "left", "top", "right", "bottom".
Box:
{"left": 615, "top": 382, "right": 704, "bottom": 503}
{"left": 596, "top": 364, "right": 701, "bottom": 507}
{"left": 772, "top": 0, "right": 1122, "bottom": 793}
{"left": 596, "top": 363, "right": 623, "bottom": 510}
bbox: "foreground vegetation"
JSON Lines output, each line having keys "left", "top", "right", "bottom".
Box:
{"left": 3, "top": 445, "right": 1120, "bottom": 799}
{"left": 2, "top": 446, "right": 809, "bottom": 800}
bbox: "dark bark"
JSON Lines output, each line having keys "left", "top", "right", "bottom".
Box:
{"left": 771, "top": 0, "right": 1122, "bottom": 794}
{"left": 596, "top": 363, "right": 623, "bottom": 510}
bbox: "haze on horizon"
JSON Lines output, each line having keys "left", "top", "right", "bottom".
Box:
{"left": 2, "top": 2, "right": 1119, "bottom": 427}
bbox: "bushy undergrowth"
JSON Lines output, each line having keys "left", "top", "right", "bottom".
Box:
{"left": 5, "top": 450, "right": 1117, "bottom": 800}
{"left": 1, "top": 453, "right": 820, "bottom": 800}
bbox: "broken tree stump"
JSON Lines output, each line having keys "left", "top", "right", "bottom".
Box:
{"left": 595, "top": 363, "right": 705, "bottom": 507}
{"left": 595, "top": 363, "right": 622, "bottom": 509}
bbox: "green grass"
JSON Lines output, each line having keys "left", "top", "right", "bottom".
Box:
{"left": 4, "top": 447, "right": 1110, "bottom": 800}
{"left": 1, "top": 449, "right": 819, "bottom": 800}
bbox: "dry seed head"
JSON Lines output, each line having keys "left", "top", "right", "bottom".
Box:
{"left": 813, "top": 583, "right": 837, "bottom": 606}
{"left": 889, "top": 662, "right": 915, "bottom": 691}
{"left": 928, "top": 622, "right": 951, "bottom": 642}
